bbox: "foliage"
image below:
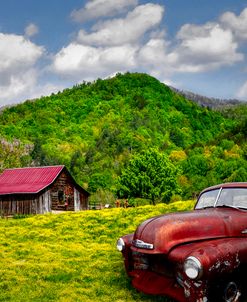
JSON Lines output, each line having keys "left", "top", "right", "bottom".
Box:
{"left": 0, "top": 138, "right": 32, "bottom": 172}
{"left": 89, "top": 189, "right": 116, "bottom": 207}
{"left": 0, "top": 72, "right": 246, "bottom": 198}
{"left": 117, "top": 149, "right": 181, "bottom": 204}
{"left": 0, "top": 201, "right": 194, "bottom": 302}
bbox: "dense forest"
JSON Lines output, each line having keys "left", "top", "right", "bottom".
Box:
{"left": 0, "top": 72, "right": 246, "bottom": 203}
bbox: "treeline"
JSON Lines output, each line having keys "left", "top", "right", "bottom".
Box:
{"left": 0, "top": 72, "right": 246, "bottom": 203}
{"left": 170, "top": 86, "right": 244, "bottom": 109}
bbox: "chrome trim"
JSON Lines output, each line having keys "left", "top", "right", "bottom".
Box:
{"left": 184, "top": 256, "right": 203, "bottom": 280}
{"left": 186, "top": 256, "right": 202, "bottom": 268}
{"left": 116, "top": 238, "right": 125, "bottom": 252}
{"left": 132, "top": 239, "right": 154, "bottom": 250}
{"left": 214, "top": 187, "right": 222, "bottom": 207}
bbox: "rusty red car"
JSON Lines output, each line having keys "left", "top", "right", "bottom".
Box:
{"left": 117, "top": 183, "right": 247, "bottom": 302}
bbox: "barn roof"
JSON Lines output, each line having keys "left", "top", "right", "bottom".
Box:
{"left": 0, "top": 165, "right": 66, "bottom": 195}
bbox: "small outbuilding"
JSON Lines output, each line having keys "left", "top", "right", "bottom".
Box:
{"left": 0, "top": 165, "right": 89, "bottom": 216}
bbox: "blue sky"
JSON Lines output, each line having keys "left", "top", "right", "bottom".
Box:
{"left": 0, "top": 0, "right": 247, "bottom": 105}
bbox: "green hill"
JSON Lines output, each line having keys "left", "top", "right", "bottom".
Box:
{"left": 0, "top": 72, "right": 246, "bottom": 200}
{"left": 0, "top": 201, "right": 194, "bottom": 302}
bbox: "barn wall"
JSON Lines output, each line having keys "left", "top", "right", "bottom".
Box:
{"left": 0, "top": 191, "right": 51, "bottom": 217}
{"left": 50, "top": 171, "right": 88, "bottom": 211}
{"left": 80, "top": 193, "right": 88, "bottom": 210}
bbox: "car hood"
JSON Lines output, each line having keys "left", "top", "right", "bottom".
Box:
{"left": 132, "top": 207, "right": 247, "bottom": 254}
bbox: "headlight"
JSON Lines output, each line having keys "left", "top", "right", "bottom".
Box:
{"left": 184, "top": 256, "right": 203, "bottom": 279}
{"left": 116, "top": 238, "right": 125, "bottom": 252}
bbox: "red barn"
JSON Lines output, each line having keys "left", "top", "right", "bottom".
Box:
{"left": 0, "top": 165, "right": 89, "bottom": 216}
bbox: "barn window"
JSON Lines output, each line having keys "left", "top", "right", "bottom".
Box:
{"left": 58, "top": 190, "right": 64, "bottom": 203}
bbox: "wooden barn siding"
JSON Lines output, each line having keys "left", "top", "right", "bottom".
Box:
{"left": 0, "top": 170, "right": 88, "bottom": 216}
{"left": 80, "top": 193, "right": 88, "bottom": 210}
{"left": 0, "top": 191, "right": 51, "bottom": 216}
{"left": 50, "top": 171, "right": 88, "bottom": 211}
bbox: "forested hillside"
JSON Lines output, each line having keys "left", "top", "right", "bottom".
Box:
{"left": 0, "top": 73, "right": 246, "bottom": 201}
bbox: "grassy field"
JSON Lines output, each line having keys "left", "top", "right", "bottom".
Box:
{"left": 0, "top": 201, "right": 194, "bottom": 302}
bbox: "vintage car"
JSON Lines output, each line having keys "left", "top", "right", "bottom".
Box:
{"left": 116, "top": 183, "right": 247, "bottom": 302}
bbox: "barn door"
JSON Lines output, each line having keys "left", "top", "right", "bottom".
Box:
{"left": 43, "top": 191, "right": 51, "bottom": 213}
{"left": 74, "top": 188, "right": 80, "bottom": 211}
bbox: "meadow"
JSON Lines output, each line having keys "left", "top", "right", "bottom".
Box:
{"left": 0, "top": 201, "right": 194, "bottom": 302}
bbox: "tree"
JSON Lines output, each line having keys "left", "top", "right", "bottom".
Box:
{"left": 117, "top": 149, "right": 180, "bottom": 204}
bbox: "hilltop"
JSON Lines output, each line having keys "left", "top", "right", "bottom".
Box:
{"left": 0, "top": 72, "right": 246, "bottom": 200}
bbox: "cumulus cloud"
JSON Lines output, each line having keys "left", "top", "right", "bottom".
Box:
{"left": 77, "top": 4, "right": 164, "bottom": 46}
{"left": 52, "top": 3, "right": 165, "bottom": 81}
{"left": 53, "top": 3, "right": 246, "bottom": 87}
{"left": 0, "top": 72, "right": 63, "bottom": 105}
{"left": 2, "top": 3, "right": 247, "bottom": 106}
{"left": 25, "top": 23, "right": 39, "bottom": 37}
{"left": 0, "top": 33, "right": 44, "bottom": 72}
{"left": 171, "top": 22, "right": 243, "bottom": 72}
{"left": 0, "top": 33, "right": 44, "bottom": 104}
{"left": 137, "top": 38, "right": 173, "bottom": 77}
{"left": 51, "top": 3, "right": 246, "bottom": 102}
{"left": 220, "top": 8, "right": 247, "bottom": 41}
{"left": 52, "top": 43, "right": 137, "bottom": 80}
{"left": 71, "top": 0, "right": 138, "bottom": 22}
{"left": 0, "top": 69, "right": 37, "bottom": 105}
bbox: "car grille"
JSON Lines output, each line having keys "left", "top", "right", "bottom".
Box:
{"left": 132, "top": 251, "right": 174, "bottom": 277}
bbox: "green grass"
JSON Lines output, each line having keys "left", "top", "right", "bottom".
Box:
{"left": 0, "top": 201, "right": 194, "bottom": 302}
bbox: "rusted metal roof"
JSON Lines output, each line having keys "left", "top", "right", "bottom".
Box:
{"left": 0, "top": 165, "right": 65, "bottom": 195}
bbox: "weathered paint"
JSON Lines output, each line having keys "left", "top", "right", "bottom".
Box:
{"left": 118, "top": 183, "right": 247, "bottom": 302}
{"left": 133, "top": 207, "right": 247, "bottom": 255}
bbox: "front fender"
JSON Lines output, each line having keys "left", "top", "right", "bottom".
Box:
{"left": 120, "top": 233, "right": 134, "bottom": 273}
{"left": 168, "top": 238, "right": 247, "bottom": 301}
{"left": 169, "top": 237, "right": 247, "bottom": 278}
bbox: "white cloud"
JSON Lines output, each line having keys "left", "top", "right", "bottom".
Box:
{"left": 220, "top": 8, "right": 247, "bottom": 41}
{"left": 134, "top": 20, "right": 244, "bottom": 76}
{"left": 71, "top": 0, "right": 138, "bottom": 22}
{"left": 0, "top": 33, "right": 45, "bottom": 104}
{"left": 172, "top": 22, "right": 243, "bottom": 72}
{"left": 25, "top": 23, "right": 39, "bottom": 38}
{"left": 77, "top": 4, "right": 164, "bottom": 46}
{"left": 53, "top": 3, "right": 246, "bottom": 87}
{"left": 50, "top": 3, "right": 247, "bottom": 104}
{"left": 52, "top": 3, "right": 165, "bottom": 80}
{"left": 52, "top": 43, "right": 137, "bottom": 80}
{"left": 236, "top": 81, "right": 247, "bottom": 100}
{"left": 0, "top": 69, "right": 37, "bottom": 105}
{"left": 0, "top": 33, "right": 44, "bottom": 72}
{"left": 136, "top": 38, "right": 173, "bottom": 78}
{"left": 26, "top": 82, "right": 64, "bottom": 101}
{"left": 0, "top": 71, "right": 63, "bottom": 106}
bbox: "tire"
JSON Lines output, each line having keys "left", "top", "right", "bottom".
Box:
{"left": 223, "top": 281, "right": 241, "bottom": 302}
{"left": 208, "top": 279, "right": 244, "bottom": 302}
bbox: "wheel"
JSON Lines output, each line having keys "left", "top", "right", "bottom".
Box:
{"left": 223, "top": 281, "right": 241, "bottom": 302}
{"left": 208, "top": 279, "right": 244, "bottom": 302}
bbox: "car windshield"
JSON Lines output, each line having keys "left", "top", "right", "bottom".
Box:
{"left": 195, "top": 188, "right": 247, "bottom": 210}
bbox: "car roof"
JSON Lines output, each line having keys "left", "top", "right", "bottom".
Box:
{"left": 200, "top": 182, "right": 247, "bottom": 195}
